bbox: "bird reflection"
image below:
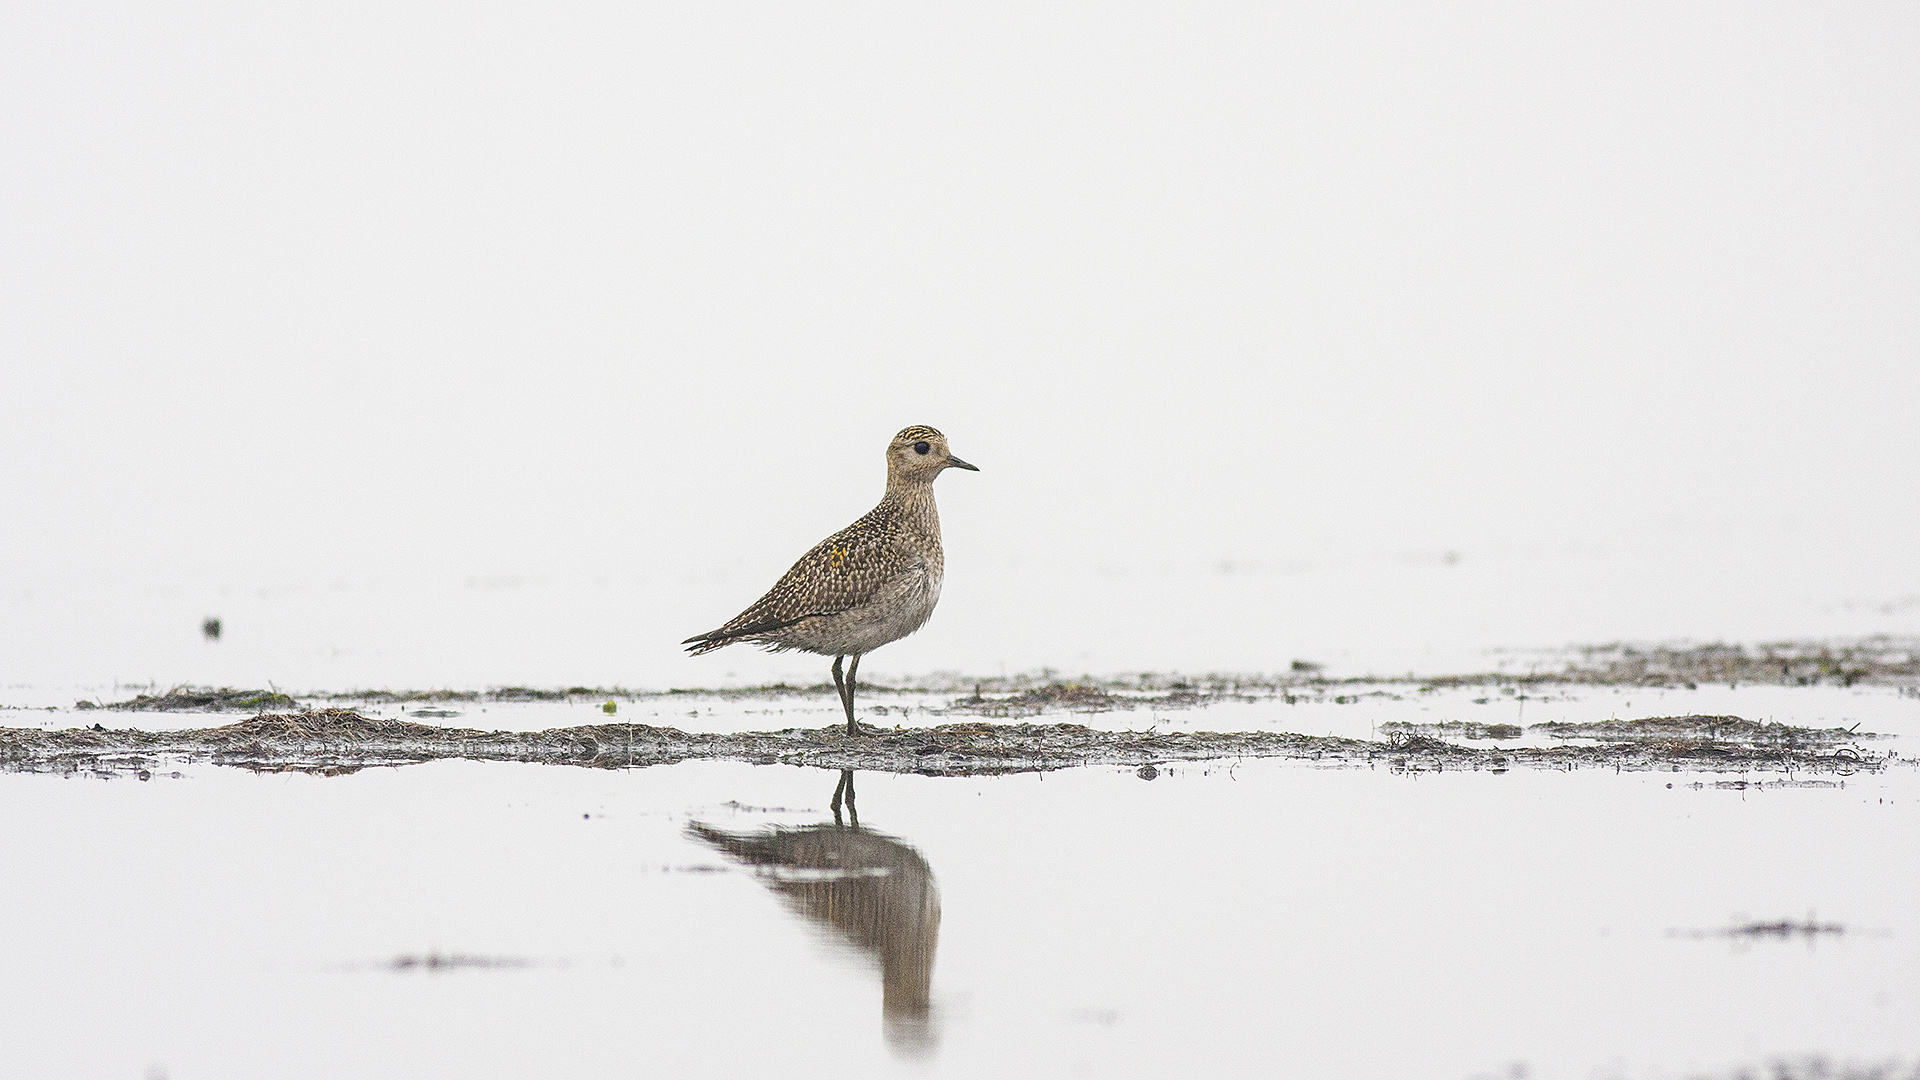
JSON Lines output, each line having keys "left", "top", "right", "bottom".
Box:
{"left": 687, "top": 770, "right": 940, "bottom": 1056}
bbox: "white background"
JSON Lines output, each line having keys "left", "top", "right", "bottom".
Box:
{"left": 3, "top": 1, "right": 1916, "bottom": 692}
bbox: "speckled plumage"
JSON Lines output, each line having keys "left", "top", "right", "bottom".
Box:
{"left": 683, "top": 426, "right": 978, "bottom": 732}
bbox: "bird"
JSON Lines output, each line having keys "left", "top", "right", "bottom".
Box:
{"left": 683, "top": 425, "right": 978, "bottom": 736}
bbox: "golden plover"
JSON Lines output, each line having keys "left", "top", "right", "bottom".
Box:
{"left": 683, "top": 425, "right": 978, "bottom": 735}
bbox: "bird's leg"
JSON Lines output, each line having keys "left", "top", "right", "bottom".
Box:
{"left": 845, "top": 654, "right": 862, "bottom": 737}
{"left": 830, "top": 769, "right": 849, "bottom": 826}
{"left": 844, "top": 770, "right": 858, "bottom": 828}
{"left": 831, "top": 655, "right": 850, "bottom": 732}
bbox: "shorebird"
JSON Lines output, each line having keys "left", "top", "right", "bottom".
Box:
{"left": 682, "top": 425, "right": 978, "bottom": 735}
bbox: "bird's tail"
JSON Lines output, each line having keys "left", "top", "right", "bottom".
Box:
{"left": 682, "top": 611, "right": 817, "bottom": 655}
{"left": 681, "top": 630, "right": 733, "bottom": 656}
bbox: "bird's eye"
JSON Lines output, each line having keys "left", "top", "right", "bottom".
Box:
{"left": 914, "top": 441, "right": 931, "bottom": 455}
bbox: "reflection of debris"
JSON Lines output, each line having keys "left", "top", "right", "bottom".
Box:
{"left": 1381, "top": 721, "right": 1522, "bottom": 741}
{"left": 718, "top": 800, "right": 805, "bottom": 813}
{"left": 1682, "top": 1057, "right": 1920, "bottom": 1080}
{"left": 201, "top": 618, "right": 221, "bottom": 642}
{"left": 383, "top": 952, "right": 533, "bottom": 972}
{"left": 1668, "top": 917, "right": 1851, "bottom": 942}
{"left": 0, "top": 709, "right": 1898, "bottom": 779}
{"left": 325, "top": 952, "right": 636, "bottom": 974}
{"left": 1694, "top": 778, "right": 1843, "bottom": 791}
{"left": 1136, "top": 764, "right": 1159, "bottom": 780}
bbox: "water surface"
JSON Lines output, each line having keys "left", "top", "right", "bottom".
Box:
{"left": 2, "top": 723, "right": 1914, "bottom": 1078}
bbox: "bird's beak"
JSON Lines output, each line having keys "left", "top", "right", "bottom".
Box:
{"left": 945, "top": 455, "right": 980, "bottom": 472}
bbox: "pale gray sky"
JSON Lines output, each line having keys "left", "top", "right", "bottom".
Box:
{"left": 3, "top": 1, "right": 1916, "bottom": 690}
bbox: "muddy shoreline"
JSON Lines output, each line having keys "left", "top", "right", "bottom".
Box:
{"left": 0, "top": 708, "right": 1893, "bottom": 779}
{"left": 54, "top": 639, "right": 1918, "bottom": 719}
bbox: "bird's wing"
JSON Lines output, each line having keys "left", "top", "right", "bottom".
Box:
{"left": 683, "top": 521, "right": 916, "bottom": 650}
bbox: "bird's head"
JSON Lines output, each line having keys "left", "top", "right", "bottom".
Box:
{"left": 887, "top": 425, "right": 978, "bottom": 485}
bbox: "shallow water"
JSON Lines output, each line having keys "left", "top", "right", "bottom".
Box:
{"left": 2, "top": 700, "right": 1915, "bottom": 1079}
{"left": 11, "top": 678, "right": 1911, "bottom": 746}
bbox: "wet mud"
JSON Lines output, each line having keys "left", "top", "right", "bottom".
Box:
{"left": 1536, "top": 638, "right": 1920, "bottom": 689}
{"left": 62, "top": 639, "right": 1917, "bottom": 722}
{"left": 0, "top": 708, "right": 1893, "bottom": 779}
{"left": 1378, "top": 720, "right": 1524, "bottom": 741}
{"left": 75, "top": 686, "right": 299, "bottom": 712}
{"left": 1532, "top": 715, "right": 1870, "bottom": 744}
